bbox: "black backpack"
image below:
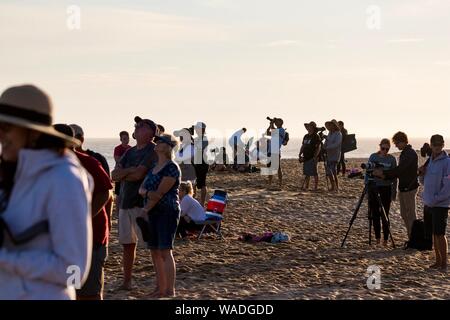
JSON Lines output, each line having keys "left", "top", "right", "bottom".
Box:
{"left": 404, "top": 219, "right": 432, "bottom": 251}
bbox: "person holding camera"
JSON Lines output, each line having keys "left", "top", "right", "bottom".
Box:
{"left": 266, "top": 117, "right": 286, "bottom": 187}
{"left": 374, "top": 131, "right": 418, "bottom": 238}
{"left": 299, "top": 121, "right": 321, "bottom": 191}
{"left": 367, "top": 139, "right": 398, "bottom": 246}
{"left": 324, "top": 119, "right": 342, "bottom": 192}
{"left": 419, "top": 135, "right": 449, "bottom": 270}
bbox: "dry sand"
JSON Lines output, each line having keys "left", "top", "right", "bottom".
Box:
{"left": 104, "top": 158, "right": 449, "bottom": 300}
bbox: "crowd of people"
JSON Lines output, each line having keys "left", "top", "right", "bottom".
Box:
{"left": 0, "top": 84, "right": 448, "bottom": 301}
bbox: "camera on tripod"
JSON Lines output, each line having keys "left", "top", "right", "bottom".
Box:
{"left": 361, "top": 161, "right": 391, "bottom": 181}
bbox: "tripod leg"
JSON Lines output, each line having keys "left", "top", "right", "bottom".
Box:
{"left": 374, "top": 190, "right": 396, "bottom": 248}
{"left": 368, "top": 210, "right": 372, "bottom": 246}
{"left": 341, "top": 185, "right": 368, "bottom": 247}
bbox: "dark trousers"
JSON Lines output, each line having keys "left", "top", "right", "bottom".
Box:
{"left": 177, "top": 217, "right": 202, "bottom": 237}
{"left": 368, "top": 185, "right": 392, "bottom": 240}
{"left": 337, "top": 152, "right": 346, "bottom": 175}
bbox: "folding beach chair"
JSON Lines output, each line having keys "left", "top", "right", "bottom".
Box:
{"left": 195, "top": 190, "right": 228, "bottom": 240}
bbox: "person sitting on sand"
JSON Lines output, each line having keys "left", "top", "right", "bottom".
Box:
{"left": 177, "top": 181, "right": 206, "bottom": 238}
{"left": 419, "top": 135, "right": 449, "bottom": 271}
{"left": 0, "top": 84, "right": 92, "bottom": 299}
{"left": 299, "top": 121, "right": 321, "bottom": 191}
{"left": 139, "top": 134, "right": 181, "bottom": 298}
{"left": 324, "top": 119, "right": 342, "bottom": 192}
{"left": 367, "top": 138, "right": 398, "bottom": 247}
{"left": 212, "top": 147, "right": 229, "bottom": 172}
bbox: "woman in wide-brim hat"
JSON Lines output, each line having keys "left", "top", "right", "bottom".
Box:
{"left": 0, "top": 84, "right": 92, "bottom": 300}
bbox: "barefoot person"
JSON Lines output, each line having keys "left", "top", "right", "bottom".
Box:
{"left": 299, "top": 121, "right": 321, "bottom": 191}
{"left": 139, "top": 134, "right": 181, "bottom": 298}
{"left": 324, "top": 119, "right": 342, "bottom": 191}
{"left": 420, "top": 135, "right": 450, "bottom": 270}
{"left": 0, "top": 84, "right": 92, "bottom": 299}
{"left": 111, "top": 116, "right": 157, "bottom": 291}
{"left": 367, "top": 139, "right": 397, "bottom": 246}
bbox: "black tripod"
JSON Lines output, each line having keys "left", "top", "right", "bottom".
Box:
{"left": 341, "top": 178, "right": 396, "bottom": 248}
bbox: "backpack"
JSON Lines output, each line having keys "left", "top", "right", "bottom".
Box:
{"left": 282, "top": 130, "right": 290, "bottom": 146}
{"left": 404, "top": 219, "right": 432, "bottom": 251}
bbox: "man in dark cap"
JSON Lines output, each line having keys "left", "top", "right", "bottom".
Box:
{"left": 111, "top": 116, "right": 157, "bottom": 291}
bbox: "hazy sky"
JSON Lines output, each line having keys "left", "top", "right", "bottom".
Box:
{"left": 1, "top": 0, "right": 449, "bottom": 139}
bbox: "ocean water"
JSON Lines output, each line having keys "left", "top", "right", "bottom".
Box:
{"left": 84, "top": 137, "right": 433, "bottom": 172}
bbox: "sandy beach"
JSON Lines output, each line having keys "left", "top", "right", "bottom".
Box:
{"left": 104, "top": 158, "right": 449, "bottom": 300}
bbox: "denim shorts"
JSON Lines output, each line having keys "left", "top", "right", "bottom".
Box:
{"left": 424, "top": 206, "right": 448, "bottom": 236}
{"left": 147, "top": 206, "right": 180, "bottom": 250}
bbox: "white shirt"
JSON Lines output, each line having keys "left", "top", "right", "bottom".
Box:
{"left": 180, "top": 194, "right": 206, "bottom": 222}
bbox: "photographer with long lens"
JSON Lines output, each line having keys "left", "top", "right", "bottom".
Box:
{"left": 373, "top": 132, "right": 418, "bottom": 239}
{"left": 266, "top": 117, "right": 287, "bottom": 187}
{"left": 367, "top": 139, "right": 398, "bottom": 246}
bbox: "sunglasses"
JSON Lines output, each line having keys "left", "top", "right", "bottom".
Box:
{"left": 380, "top": 147, "right": 390, "bottom": 151}
{"left": 431, "top": 143, "right": 444, "bottom": 147}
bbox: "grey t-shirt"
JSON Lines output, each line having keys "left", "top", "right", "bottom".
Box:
{"left": 119, "top": 143, "right": 156, "bottom": 209}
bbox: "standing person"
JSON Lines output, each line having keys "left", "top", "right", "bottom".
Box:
{"left": 420, "top": 135, "right": 449, "bottom": 270}
{"left": 367, "top": 139, "right": 397, "bottom": 246}
{"left": 324, "top": 119, "right": 342, "bottom": 192}
{"left": 299, "top": 121, "right": 321, "bottom": 191}
{"left": 374, "top": 131, "right": 419, "bottom": 238}
{"left": 111, "top": 116, "right": 157, "bottom": 291}
{"left": 229, "top": 128, "right": 247, "bottom": 168}
{"left": 114, "top": 131, "right": 131, "bottom": 207}
{"left": 337, "top": 121, "right": 348, "bottom": 176}
{"left": 70, "top": 124, "right": 110, "bottom": 175}
{"left": 70, "top": 123, "right": 114, "bottom": 233}
{"left": 193, "top": 122, "right": 209, "bottom": 207}
{"left": 0, "top": 84, "right": 92, "bottom": 299}
{"left": 174, "top": 128, "right": 196, "bottom": 183}
{"left": 54, "top": 124, "right": 112, "bottom": 300}
{"left": 266, "top": 118, "right": 286, "bottom": 187}
{"left": 138, "top": 134, "right": 181, "bottom": 298}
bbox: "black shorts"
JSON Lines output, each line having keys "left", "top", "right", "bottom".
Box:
{"left": 194, "top": 164, "right": 209, "bottom": 189}
{"left": 424, "top": 206, "right": 448, "bottom": 236}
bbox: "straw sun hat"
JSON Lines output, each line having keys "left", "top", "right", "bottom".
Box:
{"left": 0, "top": 84, "right": 79, "bottom": 146}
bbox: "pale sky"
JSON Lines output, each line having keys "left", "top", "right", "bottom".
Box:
{"left": 1, "top": 0, "right": 449, "bottom": 139}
